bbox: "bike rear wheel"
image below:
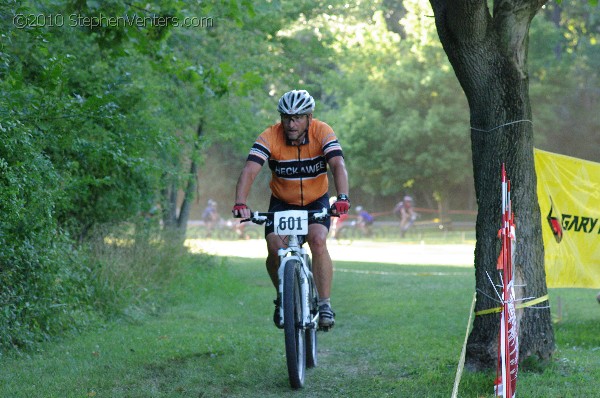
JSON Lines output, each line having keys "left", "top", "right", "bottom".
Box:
{"left": 283, "top": 259, "right": 306, "bottom": 389}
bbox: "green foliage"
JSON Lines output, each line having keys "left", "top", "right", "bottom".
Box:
{"left": 321, "top": 5, "right": 472, "bottom": 209}
{"left": 0, "top": 120, "right": 93, "bottom": 351}
{"left": 0, "top": 0, "right": 260, "bottom": 353}
{"left": 557, "top": 0, "right": 598, "bottom": 6}
{"left": 0, "top": 0, "right": 289, "bottom": 354}
{"left": 531, "top": 3, "right": 600, "bottom": 162}
{"left": 2, "top": 0, "right": 171, "bottom": 239}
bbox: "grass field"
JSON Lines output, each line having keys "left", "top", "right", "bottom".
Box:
{"left": 1, "top": 249, "right": 599, "bottom": 397}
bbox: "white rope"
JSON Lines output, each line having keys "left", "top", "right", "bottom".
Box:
{"left": 476, "top": 288, "right": 502, "bottom": 303}
{"left": 470, "top": 119, "right": 533, "bottom": 133}
{"left": 486, "top": 271, "right": 504, "bottom": 301}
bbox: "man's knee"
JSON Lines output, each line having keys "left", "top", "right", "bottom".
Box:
{"left": 307, "top": 234, "right": 328, "bottom": 255}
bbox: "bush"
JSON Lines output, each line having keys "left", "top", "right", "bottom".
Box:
{"left": 0, "top": 124, "right": 95, "bottom": 351}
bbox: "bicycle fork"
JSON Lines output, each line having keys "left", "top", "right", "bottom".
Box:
{"left": 277, "top": 247, "right": 317, "bottom": 330}
{"left": 301, "top": 252, "right": 319, "bottom": 330}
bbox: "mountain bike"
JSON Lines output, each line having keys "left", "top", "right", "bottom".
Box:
{"left": 246, "top": 207, "right": 333, "bottom": 389}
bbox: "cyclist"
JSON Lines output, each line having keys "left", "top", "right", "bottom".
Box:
{"left": 232, "top": 89, "right": 350, "bottom": 330}
{"left": 355, "top": 206, "right": 374, "bottom": 237}
{"left": 201, "top": 199, "right": 220, "bottom": 238}
{"left": 394, "top": 195, "right": 417, "bottom": 238}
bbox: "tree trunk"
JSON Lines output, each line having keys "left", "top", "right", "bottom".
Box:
{"left": 429, "top": 0, "right": 555, "bottom": 370}
{"left": 177, "top": 158, "right": 198, "bottom": 232}
{"left": 161, "top": 121, "right": 204, "bottom": 244}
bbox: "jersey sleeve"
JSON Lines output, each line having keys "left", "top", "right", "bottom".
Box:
{"left": 320, "top": 126, "right": 344, "bottom": 160}
{"left": 246, "top": 135, "right": 270, "bottom": 165}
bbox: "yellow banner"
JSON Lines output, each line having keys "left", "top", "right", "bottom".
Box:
{"left": 534, "top": 149, "right": 600, "bottom": 288}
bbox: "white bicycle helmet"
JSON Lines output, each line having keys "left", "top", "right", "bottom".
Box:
{"left": 277, "top": 90, "right": 315, "bottom": 115}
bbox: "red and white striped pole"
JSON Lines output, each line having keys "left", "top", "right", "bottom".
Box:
{"left": 496, "top": 164, "right": 518, "bottom": 398}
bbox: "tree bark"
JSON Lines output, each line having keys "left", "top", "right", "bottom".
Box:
{"left": 161, "top": 121, "right": 204, "bottom": 244}
{"left": 429, "top": 0, "right": 555, "bottom": 370}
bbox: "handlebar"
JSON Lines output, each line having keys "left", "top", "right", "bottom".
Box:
{"left": 242, "top": 207, "right": 337, "bottom": 225}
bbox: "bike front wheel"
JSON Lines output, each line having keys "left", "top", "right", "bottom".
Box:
{"left": 305, "top": 256, "right": 318, "bottom": 368}
{"left": 283, "top": 259, "right": 306, "bottom": 389}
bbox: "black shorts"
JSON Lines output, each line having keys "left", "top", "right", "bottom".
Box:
{"left": 265, "top": 193, "right": 331, "bottom": 237}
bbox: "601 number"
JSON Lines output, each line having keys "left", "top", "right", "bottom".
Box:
{"left": 278, "top": 216, "right": 302, "bottom": 231}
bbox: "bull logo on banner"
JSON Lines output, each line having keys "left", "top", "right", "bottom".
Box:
{"left": 546, "top": 196, "right": 563, "bottom": 244}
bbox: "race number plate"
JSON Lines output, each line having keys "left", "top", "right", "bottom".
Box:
{"left": 274, "top": 210, "right": 308, "bottom": 235}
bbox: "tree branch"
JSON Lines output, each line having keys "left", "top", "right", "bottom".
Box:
{"left": 430, "top": 0, "right": 491, "bottom": 45}
{"left": 493, "top": 0, "right": 549, "bottom": 78}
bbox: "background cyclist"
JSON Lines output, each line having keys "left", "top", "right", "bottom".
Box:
{"left": 329, "top": 196, "right": 349, "bottom": 240}
{"left": 201, "top": 199, "right": 219, "bottom": 238}
{"left": 231, "top": 89, "right": 350, "bottom": 330}
{"left": 394, "top": 195, "right": 417, "bottom": 238}
{"left": 355, "top": 206, "right": 375, "bottom": 237}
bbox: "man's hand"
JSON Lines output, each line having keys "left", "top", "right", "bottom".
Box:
{"left": 232, "top": 203, "right": 250, "bottom": 218}
{"left": 332, "top": 194, "right": 350, "bottom": 215}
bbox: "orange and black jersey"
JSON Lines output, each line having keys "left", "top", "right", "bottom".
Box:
{"left": 247, "top": 119, "right": 343, "bottom": 206}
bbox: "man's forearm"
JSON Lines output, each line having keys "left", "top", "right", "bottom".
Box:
{"left": 331, "top": 160, "right": 349, "bottom": 196}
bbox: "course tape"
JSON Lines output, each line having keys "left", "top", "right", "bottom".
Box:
{"left": 474, "top": 294, "right": 549, "bottom": 316}
{"left": 452, "top": 293, "right": 549, "bottom": 397}
{"left": 452, "top": 292, "right": 476, "bottom": 398}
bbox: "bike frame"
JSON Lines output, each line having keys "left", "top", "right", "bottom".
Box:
{"left": 247, "top": 208, "right": 330, "bottom": 330}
